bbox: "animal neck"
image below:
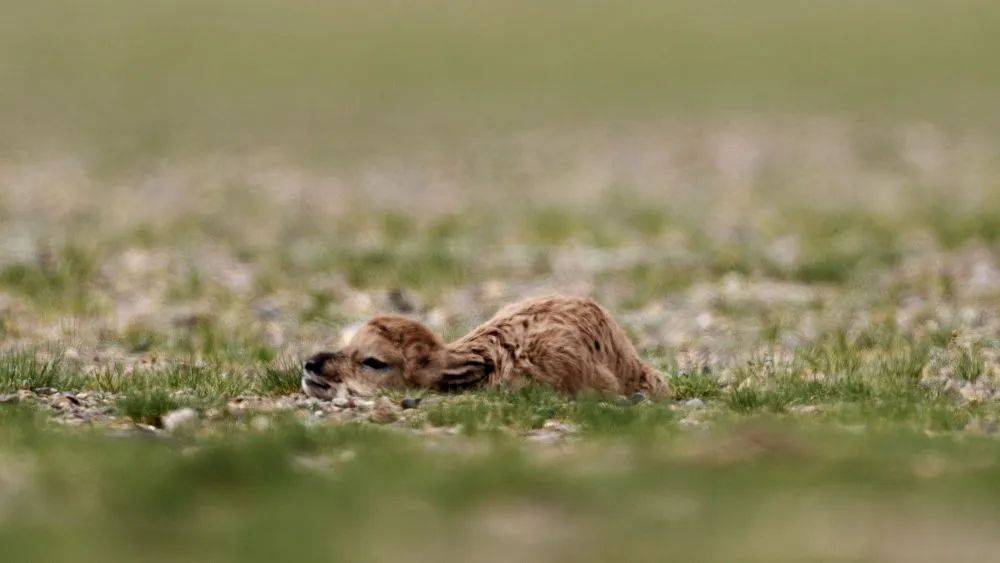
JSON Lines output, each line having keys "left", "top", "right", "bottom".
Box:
{"left": 434, "top": 337, "right": 496, "bottom": 392}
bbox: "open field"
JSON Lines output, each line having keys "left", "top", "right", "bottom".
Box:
{"left": 5, "top": 120, "right": 1000, "bottom": 561}
{"left": 3, "top": 1, "right": 1000, "bottom": 561}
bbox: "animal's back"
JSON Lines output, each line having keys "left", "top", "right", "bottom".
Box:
{"left": 451, "top": 296, "right": 667, "bottom": 397}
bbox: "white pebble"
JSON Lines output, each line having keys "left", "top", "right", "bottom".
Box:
{"left": 162, "top": 408, "right": 199, "bottom": 433}
{"left": 684, "top": 398, "right": 706, "bottom": 409}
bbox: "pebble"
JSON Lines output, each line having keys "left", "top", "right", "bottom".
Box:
{"left": 525, "top": 420, "right": 580, "bottom": 444}
{"left": 369, "top": 397, "right": 399, "bottom": 424}
{"left": 354, "top": 399, "right": 375, "bottom": 411}
{"left": 629, "top": 392, "right": 647, "bottom": 405}
{"left": 51, "top": 395, "right": 80, "bottom": 410}
{"left": 162, "top": 408, "right": 199, "bottom": 433}
{"left": 541, "top": 420, "right": 580, "bottom": 434}
{"left": 135, "top": 424, "right": 166, "bottom": 438}
{"left": 0, "top": 393, "right": 19, "bottom": 404}
{"left": 684, "top": 398, "right": 706, "bottom": 409}
{"left": 32, "top": 387, "right": 57, "bottom": 395}
{"left": 400, "top": 397, "right": 422, "bottom": 410}
{"left": 331, "top": 397, "right": 352, "bottom": 408}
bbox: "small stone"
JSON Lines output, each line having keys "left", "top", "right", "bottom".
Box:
{"left": 0, "top": 393, "right": 19, "bottom": 404}
{"left": 400, "top": 397, "right": 422, "bottom": 410}
{"left": 526, "top": 420, "right": 580, "bottom": 444}
{"left": 293, "top": 454, "right": 333, "bottom": 474}
{"left": 61, "top": 393, "right": 82, "bottom": 406}
{"left": 684, "top": 398, "right": 706, "bottom": 409}
{"left": 135, "top": 424, "right": 166, "bottom": 438}
{"left": 162, "top": 408, "right": 199, "bottom": 433}
{"left": 789, "top": 405, "right": 820, "bottom": 415}
{"left": 33, "top": 387, "right": 57, "bottom": 395}
{"left": 332, "top": 397, "right": 352, "bottom": 409}
{"left": 541, "top": 420, "right": 580, "bottom": 434}
{"left": 71, "top": 410, "right": 92, "bottom": 422}
{"left": 959, "top": 382, "right": 989, "bottom": 404}
{"left": 354, "top": 399, "right": 375, "bottom": 411}
{"left": 297, "top": 397, "right": 322, "bottom": 408}
{"left": 51, "top": 395, "right": 79, "bottom": 410}
{"left": 629, "top": 392, "right": 647, "bottom": 405}
{"left": 369, "top": 397, "right": 399, "bottom": 424}
{"left": 679, "top": 417, "right": 701, "bottom": 428}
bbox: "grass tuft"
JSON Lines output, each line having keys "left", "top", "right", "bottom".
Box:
{"left": 0, "top": 352, "right": 84, "bottom": 393}
{"left": 257, "top": 360, "right": 304, "bottom": 396}
{"left": 118, "top": 388, "right": 182, "bottom": 426}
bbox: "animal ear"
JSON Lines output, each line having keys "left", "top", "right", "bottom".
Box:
{"left": 436, "top": 359, "right": 494, "bottom": 392}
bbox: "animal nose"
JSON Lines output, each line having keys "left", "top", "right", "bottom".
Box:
{"left": 304, "top": 352, "right": 334, "bottom": 374}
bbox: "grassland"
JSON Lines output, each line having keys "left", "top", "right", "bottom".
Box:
{"left": 4, "top": 1, "right": 1000, "bottom": 561}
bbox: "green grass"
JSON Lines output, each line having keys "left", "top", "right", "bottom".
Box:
{"left": 2, "top": 260, "right": 1000, "bottom": 562}
{"left": 256, "top": 360, "right": 304, "bottom": 396}
{"left": 419, "top": 386, "right": 677, "bottom": 436}
{"left": 0, "top": 352, "right": 84, "bottom": 393}
{"left": 0, "top": 353, "right": 307, "bottom": 405}
{"left": 4, "top": 407, "right": 1000, "bottom": 562}
{"left": 117, "top": 388, "right": 182, "bottom": 425}
{"left": 0, "top": 320, "right": 993, "bottom": 433}
{"left": 668, "top": 372, "right": 722, "bottom": 401}
{"left": 955, "top": 345, "right": 988, "bottom": 382}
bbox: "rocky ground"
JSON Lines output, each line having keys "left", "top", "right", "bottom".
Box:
{"left": 2, "top": 120, "right": 1000, "bottom": 437}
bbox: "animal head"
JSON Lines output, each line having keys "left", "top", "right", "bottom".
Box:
{"left": 301, "top": 316, "right": 493, "bottom": 400}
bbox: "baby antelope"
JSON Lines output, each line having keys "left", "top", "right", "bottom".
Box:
{"left": 302, "top": 295, "right": 668, "bottom": 400}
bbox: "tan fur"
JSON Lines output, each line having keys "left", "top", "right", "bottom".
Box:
{"left": 301, "top": 296, "right": 668, "bottom": 400}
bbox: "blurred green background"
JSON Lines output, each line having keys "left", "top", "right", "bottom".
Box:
{"left": 3, "top": 0, "right": 999, "bottom": 162}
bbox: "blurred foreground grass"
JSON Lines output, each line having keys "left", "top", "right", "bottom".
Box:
{"left": 4, "top": 405, "right": 1000, "bottom": 563}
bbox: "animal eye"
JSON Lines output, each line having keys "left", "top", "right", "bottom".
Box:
{"left": 361, "top": 357, "right": 389, "bottom": 370}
